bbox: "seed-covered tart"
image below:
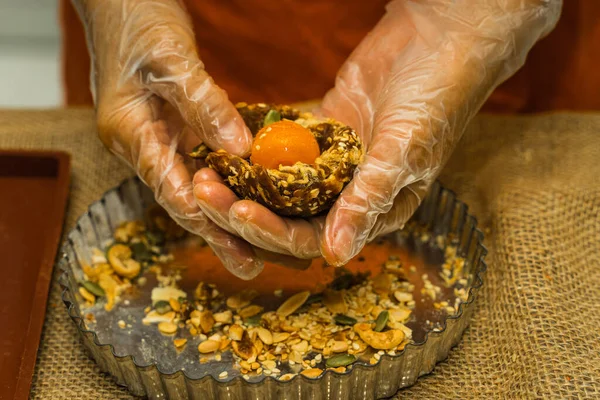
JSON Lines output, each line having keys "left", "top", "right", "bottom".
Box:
{"left": 188, "top": 103, "right": 363, "bottom": 217}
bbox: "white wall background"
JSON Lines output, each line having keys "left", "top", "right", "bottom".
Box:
{"left": 0, "top": 0, "right": 62, "bottom": 108}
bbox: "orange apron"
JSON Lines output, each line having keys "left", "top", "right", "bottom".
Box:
{"left": 61, "top": 0, "right": 600, "bottom": 113}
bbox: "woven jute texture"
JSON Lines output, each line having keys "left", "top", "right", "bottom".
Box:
{"left": 0, "top": 109, "right": 598, "bottom": 399}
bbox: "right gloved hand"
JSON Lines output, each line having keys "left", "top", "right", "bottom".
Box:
{"left": 192, "top": 0, "right": 561, "bottom": 267}
{"left": 71, "top": 0, "right": 306, "bottom": 279}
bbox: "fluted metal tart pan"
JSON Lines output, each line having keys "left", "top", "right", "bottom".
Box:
{"left": 59, "top": 178, "right": 487, "bottom": 399}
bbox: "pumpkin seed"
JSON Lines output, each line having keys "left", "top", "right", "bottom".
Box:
{"left": 245, "top": 314, "right": 262, "bottom": 326}
{"left": 334, "top": 314, "right": 357, "bottom": 326}
{"left": 263, "top": 109, "right": 281, "bottom": 126}
{"left": 130, "top": 242, "right": 153, "bottom": 262}
{"left": 304, "top": 293, "right": 323, "bottom": 305}
{"left": 82, "top": 281, "right": 105, "bottom": 297}
{"left": 145, "top": 230, "right": 165, "bottom": 246}
{"left": 188, "top": 143, "right": 210, "bottom": 159}
{"left": 325, "top": 354, "right": 356, "bottom": 368}
{"left": 154, "top": 300, "right": 171, "bottom": 315}
{"left": 374, "top": 310, "right": 389, "bottom": 332}
{"left": 293, "top": 305, "right": 310, "bottom": 315}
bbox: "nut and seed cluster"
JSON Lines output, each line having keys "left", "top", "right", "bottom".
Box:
{"left": 189, "top": 103, "right": 364, "bottom": 218}
{"left": 79, "top": 212, "right": 469, "bottom": 381}
{"left": 142, "top": 262, "right": 417, "bottom": 379}
{"left": 78, "top": 205, "right": 186, "bottom": 311}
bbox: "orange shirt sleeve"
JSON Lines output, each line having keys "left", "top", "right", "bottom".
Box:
{"left": 484, "top": 1, "right": 600, "bottom": 113}
{"left": 61, "top": 0, "right": 600, "bottom": 113}
{"left": 60, "top": 0, "right": 93, "bottom": 107}
{"left": 59, "top": 0, "right": 387, "bottom": 107}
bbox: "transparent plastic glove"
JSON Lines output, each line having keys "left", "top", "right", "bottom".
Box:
{"left": 72, "top": 0, "right": 301, "bottom": 279}
{"left": 194, "top": 0, "right": 561, "bottom": 264}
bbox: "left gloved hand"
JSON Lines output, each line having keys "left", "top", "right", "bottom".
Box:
{"left": 193, "top": 0, "right": 562, "bottom": 265}
{"left": 72, "top": 0, "right": 312, "bottom": 279}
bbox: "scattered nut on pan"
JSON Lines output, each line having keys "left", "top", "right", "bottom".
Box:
{"left": 78, "top": 210, "right": 470, "bottom": 381}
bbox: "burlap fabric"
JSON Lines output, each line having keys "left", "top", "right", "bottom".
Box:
{"left": 0, "top": 109, "right": 598, "bottom": 399}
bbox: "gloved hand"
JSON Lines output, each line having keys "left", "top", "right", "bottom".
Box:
{"left": 72, "top": 0, "right": 308, "bottom": 279}
{"left": 194, "top": 0, "right": 561, "bottom": 266}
